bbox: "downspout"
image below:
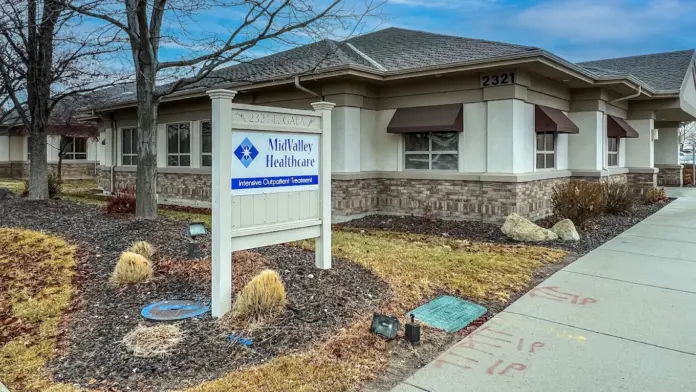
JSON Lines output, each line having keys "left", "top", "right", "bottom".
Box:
{"left": 110, "top": 114, "right": 117, "bottom": 194}
{"left": 294, "top": 76, "right": 322, "bottom": 99}
{"left": 609, "top": 85, "right": 642, "bottom": 103}
{"left": 604, "top": 85, "right": 642, "bottom": 171}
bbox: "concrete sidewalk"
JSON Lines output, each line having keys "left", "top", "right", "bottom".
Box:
{"left": 392, "top": 195, "right": 696, "bottom": 392}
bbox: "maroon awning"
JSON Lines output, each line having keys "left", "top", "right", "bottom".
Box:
{"left": 387, "top": 104, "right": 463, "bottom": 133}
{"left": 607, "top": 115, "right": 639, "bottom": 138}
{"left": 535, "top": 105, "right": 579, "bottom": 134}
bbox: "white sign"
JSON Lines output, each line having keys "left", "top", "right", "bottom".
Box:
{"left": 230, "top": 132, "right": 319, "bottom": 195}
{"left": 207, "top": 89, "right": 334, "bottom": 318}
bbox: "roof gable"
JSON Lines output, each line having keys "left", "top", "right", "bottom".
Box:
{"left": 346, "top": 27, "right": 539, "bottom": 71}
{"left": 577, "top": 49, "right": 695, "bottom": 91}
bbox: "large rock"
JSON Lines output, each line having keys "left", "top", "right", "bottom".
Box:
{"left": 551, "top": 219, "right": 580, "bottom": 241}
{"left": 501, "top": 213, "right": 558, "bottom": 242}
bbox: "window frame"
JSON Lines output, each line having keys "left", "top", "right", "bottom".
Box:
{"left": 121, "top": 127, "right": 138, "bottom": 166}
{"left": 201, "top": 120, "right": 212, "bottom": 167}
{"left": 535, "top": 132, "right": 556, "bottom": 171}
{"left": 166, "top": 122, "right": 192, "bottom": 167}
{"left": 62, "top": 136, "right": 88, "bottom": 160}
{"left": 403, "top": 132, "right": 459, "bottom": 171}
{"left": 607, "top": 136, "right": 620, "bottom": 167}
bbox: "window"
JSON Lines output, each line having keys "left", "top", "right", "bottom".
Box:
{"left": 201, "top": 121, "right": 212, "bottom": 167}
{"left": 404, "top": 132, "right": 458, "bottom": 170}
{"left": 62, "top": 136, "right": 87, "bottom": 160}
{"left": 608, "top": 137, "right": 619, "bottom": 167}
{"left": 535, "top": 132, "right": 555, "bottom": 169}
{"left": 122, "top": 127, "right": 138, "bottom": 166}
{"left": 167, "top": 123, "right": 191, "bottom": 166}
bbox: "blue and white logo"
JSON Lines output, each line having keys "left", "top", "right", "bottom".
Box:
{"left": 233, "top": 137, "right": 259, "bottom": 168}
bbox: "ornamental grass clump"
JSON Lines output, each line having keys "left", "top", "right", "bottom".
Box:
{"left": 122, "top": 324, "right": 183, "bottom": 357}
{"left": 603, "top": 181, "right": 634, "bottom": 214}
{"left": 111, "top": 251, "right": 152, "bottom": 284}
{"left": 231, "top": 269, "right": 286, "bottom": 322}
{"left": 551, "top": 181, "right": 606, "bottom": 226}
{"left": 128, "top": 241, "right": 155, "bottom": 260}
{"left": 643, "top": 187, "right": 668, "bottom": 205}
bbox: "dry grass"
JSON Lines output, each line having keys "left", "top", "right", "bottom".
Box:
{"left": 128, "top": 241, "right": 155, "bottom": 260}
{"left": 228, "top": 270, "right": 286, "bottom": 323}
{"left": 0, "top": 229, "right": 78, "bottom": 391}
{"left": 111, "top": 252, "right": 152, "bottom": 284}
{"left": 191, "top": 229, "right": 566, "bottom": 392}
{"left": 122, "top": 324, "right": 183, "bottom": 358}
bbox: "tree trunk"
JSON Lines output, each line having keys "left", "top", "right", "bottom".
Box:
{"left": 28, "top": 124, "right": 49, "bottom": 199}
{"left": 57, "top": 155, "right": 63, "bottom": 181}
{"left": 134, "top": 75, "right": 159, "bottom": 219}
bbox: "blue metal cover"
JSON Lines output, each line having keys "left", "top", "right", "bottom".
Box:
{"left": 409, "top": 295, "right": 487, "bottom": 333}
{"left": 141, "top": 300, "right": 210, "bottom": 321}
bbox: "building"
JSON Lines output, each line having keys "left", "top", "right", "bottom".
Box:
{"left": 0, "top": 99, "right": 101, "bottom": 180}
{"left": 50, "top": 29, "right": 696, "bottom": 221}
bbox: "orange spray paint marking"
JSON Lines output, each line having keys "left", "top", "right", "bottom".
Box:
{"left": 581, "top": 297, "right": 597, "bottom": 305}
{"left": 500, "top": 362, "right": 527, "bottom": 375}
{"left": 529, "top": 341, "right": 544, "bottom": 353}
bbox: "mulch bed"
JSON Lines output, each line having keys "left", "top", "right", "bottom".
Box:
{"left": 340, "top": 201, "right": 671, "bottom": 255}
{"left": 1, "top": 199, "right": 387, "bottom": 391}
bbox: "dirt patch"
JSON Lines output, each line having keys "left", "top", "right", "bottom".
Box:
{"left": 341, "top": 201, "right": 670, "bottom": 255}
{"left": 1, "top": 199, "right": 387, "bottom": 391}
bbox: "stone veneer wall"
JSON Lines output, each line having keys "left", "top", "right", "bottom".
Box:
{"left": 0, "top": 162, "right": 96, "bottom": 179}
{"left": 101, "top": 169, "right": 567, "bottom": 223}
{"left": 0, "top": 163, "right": 10, "bottom": 178}
{"left": 332, "top": 178, "right": 380, "bottom": 216}
{"left": 99, "top": 169, "right": 212, "bottom": 201}
{"left": 627, "top": 173, "right": 658, "bottom": 195}
{"left": 103, "top": 170, "right": 669, "bottom": 223}
{"left": 657, "top": 167, "right": 682, "bottom": 187}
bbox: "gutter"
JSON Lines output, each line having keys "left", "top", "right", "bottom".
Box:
{"left": 293, "top": 76, "right": 322, "bottom": 99}
{"left": 86, "top": 50, "right": 672, "bottom": 113}
{"left": 610, "top": 85, "right": 643, "bottom": 103}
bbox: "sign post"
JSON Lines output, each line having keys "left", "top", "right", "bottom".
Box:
{"left": 207, "top": 89, "right": 334, "bottom": 317}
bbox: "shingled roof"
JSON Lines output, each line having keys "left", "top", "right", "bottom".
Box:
{"left": 577, "top": 49, "right": 695, "bottom": 91}
{"left": 90, "top": 28, "right": 695, "bottom": 108}
{"left": 345, "top": 27, "right": 539, "bottom": 71}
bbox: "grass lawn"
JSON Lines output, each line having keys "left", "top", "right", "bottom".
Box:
{"left": 0, "top": 229, "right": 79, "bottom": 392}
{"left": 190, "top": 231, "right": 565, "bottom": 392}
{"left": 0, "top": 178, "right": 567, "bottom": 391}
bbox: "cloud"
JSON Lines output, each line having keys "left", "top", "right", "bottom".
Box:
{"left": 513, "top": 0, "right": 693, "bottom": 42}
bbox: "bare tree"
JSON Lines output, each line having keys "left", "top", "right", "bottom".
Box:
{"left": 64, "top": 0, "right": 382, "bottom": 218}
{"left": 679, "top": 121, "right": 696, "bottom": 151}
{"left": 0, "top": 0, "right": 127, "bottom": 199}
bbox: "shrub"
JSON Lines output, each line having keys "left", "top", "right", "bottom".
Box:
{"left": 21, "top": 173, "right": 63, "bottom": 198}
{"left": 111, "top": 252, "right": 152, "bottom": 284}
{"left": 603, "top": 181, "right": 634, "bottom": 214}
{"left": 643, "top": 187, "right": 668, "bottom": 205}
{"left": 128, "top": 241, "right": 155, "bottom": 260}
{"left": 684, "top": 167, "right": 693, "bottom": 186}
{"left": 103, "top": 187, "right": 136, "bottom": 214}
{"left": 122, "top": 324, "right": 183, "bottom": 357}
{"left": 231, "top": 269, "right": 286, "bottom": 321}
{"left": 551, "top": 181, "right": 606, "bottom": 226}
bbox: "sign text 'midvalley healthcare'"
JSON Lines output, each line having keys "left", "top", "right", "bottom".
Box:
{"left": 230, "top": 132, "right": 319, "bottom": 196}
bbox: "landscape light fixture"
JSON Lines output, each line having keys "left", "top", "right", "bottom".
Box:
{"left": 187, "top": 222, "right": 207, "bottom": 257}
{"left": 405, "top": 314, "right": 421, "bottom": 345}
{"left": 370, "top": 312, "right": 401, "bottom": 340}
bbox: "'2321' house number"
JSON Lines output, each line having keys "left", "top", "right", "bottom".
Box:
{"left": 480, "top": 72, "right": 516, "bottom": 87}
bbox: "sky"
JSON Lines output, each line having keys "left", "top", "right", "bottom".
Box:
{"left": 379, "top": 0, "right": 696, "bottom": 62}
{"left": 151, "top": 0, "right": 696, "bottom": 68}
